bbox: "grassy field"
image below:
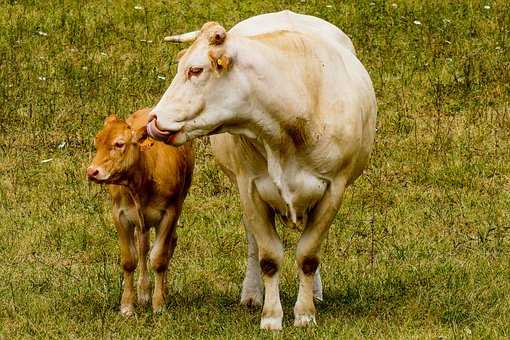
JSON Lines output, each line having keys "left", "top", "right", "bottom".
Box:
{"left": 1, "top": 0, "right": 509, "bottom": 338}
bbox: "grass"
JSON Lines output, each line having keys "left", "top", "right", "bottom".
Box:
{"left": 0, "top": 0, "right": 509, "bottom": 338}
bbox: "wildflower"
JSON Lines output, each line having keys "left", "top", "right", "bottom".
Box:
{"left": 134, "top": 5, "right": 143, "bottom": 10}
{"left": 38, "top": 76, "right": 46, "bottom": 81}
{"left": 326, "top": 5, "right": 332, "bottom": 8}
{"left": 483, "top": 5, "right": 490, "bottom": 10}
{"left": 391, "top": 3, "right": 397, "bottom": 8}
{"left": 413, "top": 20, "right": 422, "bottom": 25}
{"left": 58, "top": 141, "right": 66, "bottom": 149}
{"left": 37, "top": 31, "right": 48, "bottom": 37}
{"left": 157, "top": 75, "right": 166, "bottom": 80}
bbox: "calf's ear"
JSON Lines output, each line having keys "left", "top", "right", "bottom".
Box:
{"left": 132, "top": 126, "right": 148, "bottom": 144}
{"left": 104, "top": 115, "right": 118, "bottom": 126}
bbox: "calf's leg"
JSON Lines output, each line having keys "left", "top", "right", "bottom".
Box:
{"left": 150, "top": 206, "right": 179, "bottom": 313}
{"left": 294, "top": 177, "right": 346, "bottom": 327}
{"left": 114, "top": 215, "right": 137, "bottom": 316}
{"left": 136, "top": 227, "right": 151, "bottom": 306}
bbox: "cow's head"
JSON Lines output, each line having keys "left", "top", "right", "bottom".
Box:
{"left": 148, "top": 22, "right": 249, "bottom": 145}
{"left": 87, "top": 115, "right": 147, "bottom": 184}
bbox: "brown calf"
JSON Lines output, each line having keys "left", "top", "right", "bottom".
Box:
{"left": 86, "top": 108, "right": 194, "bottom": 315}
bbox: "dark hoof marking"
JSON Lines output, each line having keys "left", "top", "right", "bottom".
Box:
{"left": 260, "top": 258, "right": 278, "bottom": 277}
{"left": 301, "top": 256, "right": 319, "bottom": 275}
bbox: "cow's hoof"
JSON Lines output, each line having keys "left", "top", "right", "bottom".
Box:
{"left": 120, "top": 304, "right": 134, "bottom": 317}
{"left": 240, "top": 290, "right": 263, "bottom": 308}
{"left": 294, "top": 314, "right": 316, "bottom": 327}
{"left": 260, "top": 316, "right": 282, "bottom": 331}
{"left": 152, "top": 303, "right": 165, "bottom": 314}
{"left": 313, "top": 291, "right": 323, "bottom": 302}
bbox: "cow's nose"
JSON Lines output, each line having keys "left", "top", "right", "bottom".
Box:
{"left": 148, "top": 111, "right": 157, "bottom": 122}
{"left": 86, "top": 166, "right": 99, "bottom": 179}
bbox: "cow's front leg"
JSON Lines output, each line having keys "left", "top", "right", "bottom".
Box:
{"left": 136, "top": 227, "right": 151, "bottom": 307}
{"left": 294, "top": 178, "right": 347, "bottom": 327}
{"left": 239, "top": 179, "right": 283, "bottom": 330}
{"left": 150, "top": 206, "right": 179, "bottom": 313}
{"left": 240, "top": 219, "right": 263, "bottom": 308}
{"left": 114, "top": 216, "right": 137, "bottom": 316}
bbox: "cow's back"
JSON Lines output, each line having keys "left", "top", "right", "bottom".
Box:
{"left": 229, "top": 10, "right": 355, "bottom": 54}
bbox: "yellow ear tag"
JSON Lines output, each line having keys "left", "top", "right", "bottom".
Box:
{"left": 217, "top": 58, "right": 223, "bottom": 66}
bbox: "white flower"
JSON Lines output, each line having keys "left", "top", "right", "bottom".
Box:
{"left": 413, "top": 20, "right": 422, "bottom": 25}
{"left": 157, "top": 75, "right": 166, "bottom": 80}
{"left": 82, "top": 66, "right": 88, "bottom": 70}
{"left": 38, "top": 76, "right": 46, "bottom": 81}
{"left": 58, "top": 141, "right": 66, "bottom": 149}
{"left": 134, "top": 5, "right": 143, "bottom": 10}
{"left": 370, "top": 2, "right": 375, "bottom": 5}
{"left": 391, "top": 3, "right": 397, "bottom": 8}
{"left": 37, "top": 31, "right": 48, "bottom": 37}
{"left": 100, "top": 52, "right": 107, "bottom": 56}
{"left": 326, "top": 5, "right": 332, "bottom": 8}
{"left": 484, "top": 5, "right": 490, "bottom": 9}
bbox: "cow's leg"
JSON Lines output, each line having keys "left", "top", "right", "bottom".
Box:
{"left": 239, "top": 179, "right": 283, "bottom": 330}
{"left": 136, "top": 227, "right": 151, "bottom": 307}
{"left": 294, "top": 178, "right": 347, "bottom": 327}
{"left": 240, "top": 219, "right": 263, "bottom": 307}
{"left": 114, "top": 215, "right": 137, "bottom": 316}
{"left": 313, "top": 268, "right": 323, "bottom": 301}
{"left": 150, "top": 206, "right": 179, "bottom": 313}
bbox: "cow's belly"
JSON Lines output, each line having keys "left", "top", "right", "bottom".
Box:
{"left": 254, "top": 171, "right": 327, "bottom": 227}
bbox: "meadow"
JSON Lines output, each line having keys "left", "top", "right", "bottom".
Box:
{"left": 0, "top": 0, "right": 509, "bottom": 338}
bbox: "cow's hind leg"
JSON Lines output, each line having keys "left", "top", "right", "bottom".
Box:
{"left": 239, "top": 178, "right": 283, "bottom": 331}
{"left": 294, "top": 178, "right": 346, "bottom": 327}
{"left": 240, "top": 219, "right": 263, "bottom": 308}
{"left": 114, "top": 215, "right": 137, "bottom": 316}
{"left": 136, "top": 227, "right": 151, "bottom": 307}
{"left": 150, "top": 206, "right": 179, "bottom": 313}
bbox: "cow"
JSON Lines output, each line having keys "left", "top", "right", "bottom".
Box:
{"left": 87, "top": 108, "right": 194, "bottom": 316}
{"left": 147, "top": 10, "right": 377, "bottom": 330}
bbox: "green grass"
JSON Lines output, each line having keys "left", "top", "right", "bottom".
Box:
{"left": 1, "top": 0, "right": 509, "bottom": 338}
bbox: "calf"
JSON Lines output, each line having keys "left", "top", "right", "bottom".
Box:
{"left": 87, "top": 108, "right": 194, "bottom": 315}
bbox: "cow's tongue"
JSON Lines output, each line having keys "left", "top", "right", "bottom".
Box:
{"left": 147, "top": 120, "right": 171, "bottom": 141}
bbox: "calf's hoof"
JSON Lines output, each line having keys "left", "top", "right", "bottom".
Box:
{"left": 260, "top": 316, "right": 282, "bottom": 331}
{"left": 137, "top": 289, "right": 151, "bottom": 307}
{"left": 294, "top": 314, "right": 317, "bottom": 327}
{"left": 120, "top": 304, "right": 134, "bottom": 317}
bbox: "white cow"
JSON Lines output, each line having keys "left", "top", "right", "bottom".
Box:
{"left": 147, "top": 10, "right": 377, "bottom": 330}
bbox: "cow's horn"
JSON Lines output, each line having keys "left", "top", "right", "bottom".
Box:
{"left": 163, "top": 30, "right": 199, "bottom": 43}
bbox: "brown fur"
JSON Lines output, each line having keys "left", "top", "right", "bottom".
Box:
{"left": 88, "top": 108, "right": 194, "bottom": 315}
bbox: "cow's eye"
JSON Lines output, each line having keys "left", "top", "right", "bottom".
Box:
{"left": 187, "top": 67, "right": 203, "bottom": 78}
{"left": 114, "top": 141, "right": 125, "bottom": 149}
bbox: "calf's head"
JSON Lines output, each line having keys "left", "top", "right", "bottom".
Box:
{"left": 87, "top": 115, "right": 147, "bottom": 184}
{"left": 148, "top": 22, "right": 248, "bottom": 145}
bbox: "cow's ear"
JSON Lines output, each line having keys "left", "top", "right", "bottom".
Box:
{"left": 208, "top": 49, "right": 232, "bottom": 74}
{"left": 175, "top": 48, "right": 188, "bottom": 61}
{"left": 104, "top": 115, "right": 118, "bottom": 126}
{"left": 131, "top": 126, "right": 148, "bottom": 144}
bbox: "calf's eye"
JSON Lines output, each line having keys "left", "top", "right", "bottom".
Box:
{"left": 187, "top": 67, "right": 203, "bottom": 78}
{"left": 114, "top": 142, "right": 125, "bottom": 149}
